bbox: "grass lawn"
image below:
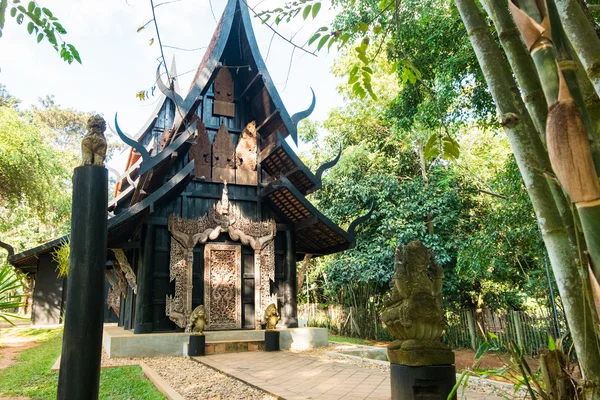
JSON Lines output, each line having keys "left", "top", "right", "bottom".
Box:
{"left": 0, "top": 328, "right": 165, "bottom": 400}
{"left": 328, "top": 334, "right": 389, "bottom": 347}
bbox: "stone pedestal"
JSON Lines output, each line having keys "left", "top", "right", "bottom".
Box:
{"left": 390, "top": 364, "right": 456, "bottom": 400}
{"left": 189, "top": 335, "right": 205, "bottom": 356}
{"left": 265, "top": 330, "right": 280, "bottom": 352}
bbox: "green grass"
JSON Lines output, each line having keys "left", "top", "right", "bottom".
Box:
{"left": 328, "top": 334, "right": 375, "bottom": 346}
{"left": 0, "top": 329, "right": 165, "bottom": 400}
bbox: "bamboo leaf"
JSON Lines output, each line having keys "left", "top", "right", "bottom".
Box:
{"left": 317, "top": 34, "right": 330, "bottom": 51}
{"left": 312, "top": 2, "right": 321, "bottom": 18}
{"left": 0, "top": 0, "right": 7, "bottom": 30}
{"left": 475, "top": 341, "right": 489, "bottom": 361}
{"left": 308, "top": 32, "right": 321, "bottom": 46}
{"left": 302, "top": 5, "right": 311, "bottom": 20}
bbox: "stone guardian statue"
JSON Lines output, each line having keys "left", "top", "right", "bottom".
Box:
{"left": 264, "top": 303, "right": 280, "bottom": 330}
{"left": 81, "top": 115, "right": 107, "bottom": 166}
{"left": 186, "top": 305, "right": 206, "bottom": 335}
{"left": 381, "top": 241, "right": 454, "bottom": 366}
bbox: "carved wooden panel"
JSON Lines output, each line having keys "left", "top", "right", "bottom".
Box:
{"left": 213, "top": 67, "right": 235, "bottom": 117}
{"left": 188, "top": 119, "right": 211, "bottom": 181}
{"left": 212, "top": 123, "right": 235, "bottom": 183}
{"left": 235, "top": 121, "right": 258, "bottom": 185}
{"left": 204, "top": 244, "right": 242, "bottom": 330}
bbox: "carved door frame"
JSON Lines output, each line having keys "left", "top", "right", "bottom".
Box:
{"left": 204, "top": 243, "right": 242, "bottom": 330}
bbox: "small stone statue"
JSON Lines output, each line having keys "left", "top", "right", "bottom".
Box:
{"left": 264, "top": 303, "right": 279, "bottom": 330}
{"left": 185, "top": 305, "right": 206, "bottom": 335}
{"left": 381, "top": 241, "right": 454, "bottom": 366}
{"left": 81, "top": 115, "right": 107, "bottom": 166}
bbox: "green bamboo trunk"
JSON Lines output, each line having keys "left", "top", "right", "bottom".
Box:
{"left": 554, "top": 0, "right": 600, "bottom": 98}
{"left": 483, "top": 0, "right": 547, "bottom": 139}
{"left": 455, "top": 0, "right": 600, "bottom": 393}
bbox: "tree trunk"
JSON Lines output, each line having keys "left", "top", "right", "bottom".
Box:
{"left": 554, "top": 0, "right": 600, "bottom": 98}
{"left": 455, "top": 0, "right": 600, "bottom": 391}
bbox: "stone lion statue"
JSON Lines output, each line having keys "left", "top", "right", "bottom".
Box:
{"left": 185, "top": 305, "right": 206, "bottom": 335}
{"left": 82, "top": 115, "right": 107, "bottom": 166}
{"left": 264, "top": 303, "right": 279, "bottom": 330}
{"left": 381, "top": 241, "right": 454, "bottom": 366}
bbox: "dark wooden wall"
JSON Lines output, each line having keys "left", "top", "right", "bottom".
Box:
{"left": 31, "top": 254, "right": 65, "bottom": 325}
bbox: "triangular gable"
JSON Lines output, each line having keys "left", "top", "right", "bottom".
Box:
{"left": 177, "top": 0, "right": 306, "bottom": 144}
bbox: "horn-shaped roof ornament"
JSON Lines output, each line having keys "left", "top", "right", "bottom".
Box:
{"left": 348, "top": 199, "right": 375, "bottom": 237}
{"left": 114, "top": 113, "right": 151, "bottom": 162}
{"left": 156, "top": 64, "right": 185, "bottom": 111}
{"left": 315, "top": 143, "right": 342, "bottom": 184}
{"left": 291, "top": 88, "right": 316, "bottom": 128}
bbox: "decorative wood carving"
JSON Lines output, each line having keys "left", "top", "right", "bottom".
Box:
{"left": 188, "top": 119, "right": 211, "bottom": 181}
{"left": 260, "top": 240, "right": 277, "bottom": 323}
{"left": 165, "top": 239, "right": 194, "bottom": 328}
{"left": 235, "top": 121, "right": 258, "bottom": 185}
{"left": 111, "top": 249, "right": 137, "bottom": 294}
{"left": 166, "top": 183, "right": 277, "bottom": 329}
{"left": 212, "top": 123, "right": 235, "bottom": 183}
{"left": 159, "top": 128, "right": 171, "bottom": 151}
{"left": 105, "top": 270, "right": 121, "bottom": 317}
{"left": 204, "top": 244, "right": 242, "bottom": 330}
{"left": 213, "top": 67, "right": 235, "bottom": 117}
{"left": 113, "top": 260, "right": 128, "bottom": 299}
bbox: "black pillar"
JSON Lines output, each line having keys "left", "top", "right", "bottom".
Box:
{"left": 283, "top": 230, "right": 298, "bottom": 327}
{"left": 57, "top": 166, "right": 108, "bottom": 400}
{"left": 390, "top": 364, "right": 456, "bottom": 400}
{"left": 134, "top": 224, "right": 154, "bottom": 334}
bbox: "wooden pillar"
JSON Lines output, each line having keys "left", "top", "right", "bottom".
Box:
{"left": 57, "top": 165, "right": 107, "bottom": 400}
{"left": 134, "top": 225, "right": 155, "bottom": 334}
{"left": 282, "top": 230, "right": 298, "bottom": 328}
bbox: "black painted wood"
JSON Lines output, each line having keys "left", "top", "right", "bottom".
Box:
{"left": 390, "top": 364, "right": 456, "bottom": 400}
{"left": 189, "top": 335, "right": 206, "bottom": 356}
{"left": 265, "top": 330, "right": 280, "bottom": 351}
{"left": 135, "top": 224, "right": 155, "bottom": 333}
{"left": 57, "top": 166, "right": 108, "bottom": 400}
{"left": 282, "top": 230, "right": 298, "bottom": 328}
{"left": 31, "top": 254, "right": 64, "bottom": 325}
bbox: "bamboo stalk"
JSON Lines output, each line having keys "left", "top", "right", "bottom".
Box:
{"left": 456, "top": 0, "right": 600, "bottom": 386}
{"left": 485, "top": 0, "right": 581, "bottom": 255}
{"left": 554, "top": 0, "right": 600, "bottom": 98}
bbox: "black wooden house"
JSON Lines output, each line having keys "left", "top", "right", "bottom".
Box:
{"left": 9, "top": 0, "right": 366, "bottom": 333}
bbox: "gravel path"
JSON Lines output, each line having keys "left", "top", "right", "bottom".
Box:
{"left": 100, "top": 350, "right": 275, "bottom": 399}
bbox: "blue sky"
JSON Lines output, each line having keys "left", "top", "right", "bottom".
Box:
{"left": 0, "top": 0, "right": 344, "bottom": 169}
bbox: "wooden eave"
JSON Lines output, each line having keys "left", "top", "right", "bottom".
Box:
{"left": 180, "top": 0, "right": 301, "bottom": 144}
{"left": 8, "top": 161, "right": 195, "bottom": 269}
{"left": 260, "top": 176, "right": 355, "bottom": 256}
{"left": 260, "top": 132, "right": 320, "bottom": 195}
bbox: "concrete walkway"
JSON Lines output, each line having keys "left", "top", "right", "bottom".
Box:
{"left": 194, "top": 351, "right": 504, "bottom": 400}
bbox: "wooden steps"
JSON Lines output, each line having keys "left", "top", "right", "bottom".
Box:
{"left": 205, "top": 339, "right": 265, "bottom": 354}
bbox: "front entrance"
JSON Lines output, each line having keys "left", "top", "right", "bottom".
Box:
{"left": 204, "top": 244, "right": 242, "bottom": 330}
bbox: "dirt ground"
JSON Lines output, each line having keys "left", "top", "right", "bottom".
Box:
{"left": 0, "top": 327, "right": 42, "bottom": 371}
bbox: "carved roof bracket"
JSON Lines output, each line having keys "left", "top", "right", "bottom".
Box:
{"left": 348, "top": 199, "right": 375, "bottom": 238}
{"left": 315, "top": 143, "right": 342, "bottom": 186}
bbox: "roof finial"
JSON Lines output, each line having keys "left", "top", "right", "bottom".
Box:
{"left": 348, "top": 199, "right": 375, "bottom": 237}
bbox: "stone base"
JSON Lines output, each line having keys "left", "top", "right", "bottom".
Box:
{"left": 391, "top": 364, "right": 456, "bottom": 400}
{"left": 103, "top": 325, "right": 328, "bottom": 357}
{"left": 189, "top": 335, "right": 205, "bottom": 356}
{"left": 265, "top": 330, "right": 280, "bottom": 352}
{"left": 387, "top": 340, "right": 454, "bottom": 366}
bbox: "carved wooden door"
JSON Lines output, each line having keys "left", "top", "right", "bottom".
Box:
{"left": 204, "top": 244, "right": 242, "bottom": 330}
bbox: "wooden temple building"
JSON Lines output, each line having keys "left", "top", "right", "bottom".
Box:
{"left": 8, "top": 0, "right": 368, "bottom": 340}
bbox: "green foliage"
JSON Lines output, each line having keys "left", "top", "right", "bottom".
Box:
{"left": 0, "top": 106, "right": 69, "bottom": 215}
{"left": 0, "top": 329, "right": 166, "bottom": 399}
{"left": 0, "top": 1, "right": 80, "bottom": 64}
{"left": 0, "top": 264, "right": 24, "bottom": 325}
{"left": 52, "top": 238, "right": 69, "bottom": 277}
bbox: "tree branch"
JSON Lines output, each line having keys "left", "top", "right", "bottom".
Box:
{"left": 241, "top": 0, "right": 317, "bottom": 57}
